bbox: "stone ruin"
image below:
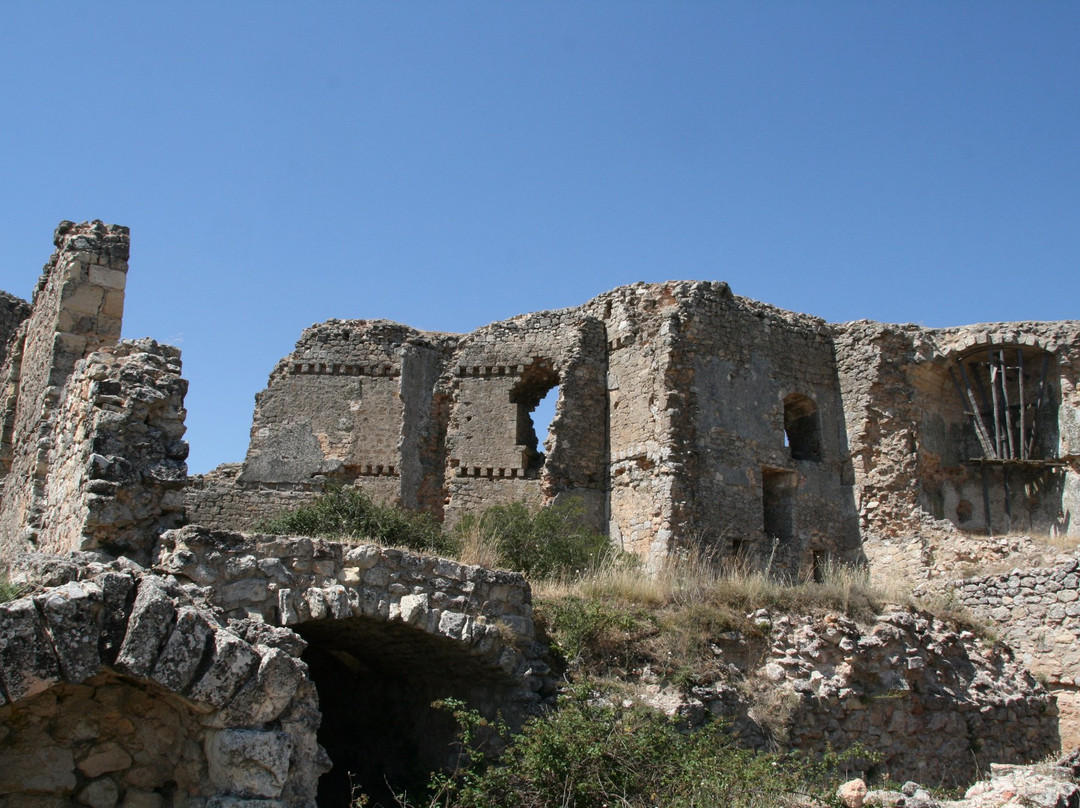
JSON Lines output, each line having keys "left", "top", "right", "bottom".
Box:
{"left": 0, "top": 221, "right": 1077, "bottom": 805}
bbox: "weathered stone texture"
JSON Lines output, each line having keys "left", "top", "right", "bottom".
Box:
{"left": 0, "top": 221, "right": 129, "bottom": 551}
{"left": 642, "top": 608, "right": 1057, "bottom": 787}
{"left": 0, "top": 224, "right": 188, "bottom": 565}
{"left": 0, "top": 561, "right": 325, "bottom": 806}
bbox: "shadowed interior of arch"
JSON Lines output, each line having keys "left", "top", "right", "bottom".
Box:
{"left": 295, "top": 617, "right": 514, "bottom": 808}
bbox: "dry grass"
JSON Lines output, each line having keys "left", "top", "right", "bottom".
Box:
{"left": 533, "top": 548, "right": 995, "bottom": 685}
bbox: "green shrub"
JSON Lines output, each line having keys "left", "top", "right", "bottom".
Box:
{"left": 256, "top": 486, "right": 454, "bottom": 556}
{"left": 403, "top": 685, "right": 856, "bottom": 808}
{"left": 537, "top": 595, "right": 651, "bottom": 667}
{"left": 453, "top": 499, "right": 612, "bottom": 579}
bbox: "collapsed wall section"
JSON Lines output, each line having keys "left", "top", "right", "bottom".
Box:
{"left": 37, "top": 339, "right": 188, "bottom": 564}
{"left": 237, "top": 320, "right": 458, "bottom": 514}
{"left": 833, "top": 320, "right": 1080, "bottom": 584}
{"left": 0, "top": 221, "right": 130, "bottom": 558}
{"left": 440, "top": 310, "right": 608, "bottom": 528}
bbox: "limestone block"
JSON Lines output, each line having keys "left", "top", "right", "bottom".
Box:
{"left": 0, "top": 598, "right": 62, "bottom": 701}
{"left": 114, "top": 579, "right": 177, "bottom": 678}
{"left": 187, "top": 631, "right": 259, "bottom": 710}
{"left": 151, "top": 606, "right": 214, "bottom": 693}
{"left": 206, "top": 729, "right": 293, "bottom": 798}
{"left": 88, "top": 265, "right": 126, "bottom": 290}
{"left": 78, "top": 742, "right": 133, "bottom": 777}
{"left": 399, "top": 593, "right": 429, "bottom": 625}
{"left": 35, "top": 580, "right": 103, "bottom": 683}
{"left": 62, "top": 283, "right": 104, "bottom": 316}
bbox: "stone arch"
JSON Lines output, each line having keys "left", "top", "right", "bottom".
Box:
{"left": 0, "top": 565, "right": 325, "bottom": 806}
{"left": 154, "top": 526, "right": 556, "bottom": 807}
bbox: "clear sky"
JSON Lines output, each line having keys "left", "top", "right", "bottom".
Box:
{"left": 1, "top": 2, "right": 1077, "bottom": 473}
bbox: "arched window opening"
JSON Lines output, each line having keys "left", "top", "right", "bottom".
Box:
{"left": 949, "top": 345, "right": 1060, "bottom": 462}
{"left": 783, "top": 394, "right": 822, "bottom": 462}
{"left": 511, "top": 363, "right": 560, "bottom": 474}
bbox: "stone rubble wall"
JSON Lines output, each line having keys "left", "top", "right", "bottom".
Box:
{"left": 833, "top": 320, "right": 1080, "bottom": 586}
{"left": 645, "top": 609, "right": 1057, "bottom": 788}
{"left": 34, "top": 339, "right": 188, "bottom": 565}
{"left": 0, "top": 558, "right": 326, "bottom": 807}
{"left": 0, "top": 291, "right": 30, "bottom": 381}
{"left": 441, "top": 309, "right": 609, "bottom": 529}
{"left": 0, "top": 221, "right": 129, "bottom": 556}
{"left": 185, "top": 465, "right": 325, "bottom": 533}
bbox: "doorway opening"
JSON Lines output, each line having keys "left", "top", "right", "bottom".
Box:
{"left": 762, "top": 469, "right": 795, "bottom": 544}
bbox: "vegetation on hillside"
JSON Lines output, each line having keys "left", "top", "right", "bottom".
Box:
{"left": 262, "top": 490, "right": 983, "bottom": 808}
{"left": 367, "top": 687, "right": 864, "bottom": 808}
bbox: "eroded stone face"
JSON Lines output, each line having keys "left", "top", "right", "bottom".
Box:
{"left": 0, "top": 563, "right": 326, "bottom": 807}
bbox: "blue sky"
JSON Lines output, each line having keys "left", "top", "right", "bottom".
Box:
{"left": 1, "top": 2, "right": 1076, "bottom": 473}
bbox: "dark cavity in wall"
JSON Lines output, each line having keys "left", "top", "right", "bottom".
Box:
{"left": 762, "top": 468, "right": 795, "bottom": 545}
{"left": 296, "top": 618, "right": 509, "bottom": 808}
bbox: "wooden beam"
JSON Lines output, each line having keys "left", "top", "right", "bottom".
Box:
{"left": 1017, "top": 348, "right": 1026, "bottom": 461}
{"left": 989, "top": 353, "right": 1003, "bottom": 459}
{"left": 999, "top": 349, "right": 1015, "bottom": 460}
{"left": 959, "top": 360, "right": 997, "bottom": 459}
{"left": 950, "top": 366, "right": 995, "bottom": 458}
{"left": 1027, "top": 352, "right": 1051, "bottom": 458}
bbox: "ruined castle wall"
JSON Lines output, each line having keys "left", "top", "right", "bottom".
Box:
{"left": 185, "top": 464, "right": 327, "bottom": 532}
{"left": 441, "top": 310, "right": 608, "bottom": 529}
{"left": 581, "top": 285, "right": 682, "bottom": 565}
{"left": 0, "top": 222, "right": 128, "bottom": 557}
{"left": 239, "top": 321, "right": 458, "bottom": 512}
{"left": 673, "top": 285, "right": 859, "bottom": 575}
{"left": 34, "top": 340, "right": 188, "bottom": 564}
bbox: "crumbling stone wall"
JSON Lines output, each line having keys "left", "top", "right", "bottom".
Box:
{"left": 0, "top": 561, "right": 325, "bottom": 806}
{"left": 0, "top": 224, "right": 189, "bottom": 567}
{"left": 0, "top": 221, "right": 129, "bottom": 553}
{"left": 440, "top": 310, "right": 608, "bottom": 528}
{"left": 36, "top": 339, "right": 188, "bottom": 564}
{"left": 834, "top": 321, "right": 1080, "bottom": 586}
{"left": 0, "top": 291, "right": 30, "bottom": 377}
{"left": 185, "top": 464, "right": 326, "bottom": 533}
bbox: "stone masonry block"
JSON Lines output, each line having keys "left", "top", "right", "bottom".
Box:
{"left": 151, "top": 605, "right": 214, "bottom": 694}
{"left": 206, "top": 729, "right": 293, "bottom": 799}
{"left": 35, "top": 580, "right": 103, "bottom": 683}
{"left": 0, "top": 597, "right": 62, "bottom": 701}
{"left": 187, "top": 630, "right": 259, "bottom": 710}
{"left": 88, "top": 265, "right": 127, "bottom": 290}
{"left": 114, "top": 578, "right": 177, "bottom": 678}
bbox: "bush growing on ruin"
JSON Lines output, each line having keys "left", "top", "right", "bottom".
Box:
{"left": 385, "top": 684, "right": 858, "bottom": 808}
{"left": 256, "top": 486, "right": 454, "bottom": 555}
{"left": 453, "top": 499, "right": 613, "bottom": 579}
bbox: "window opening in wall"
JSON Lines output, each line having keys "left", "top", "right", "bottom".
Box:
{"left": 946, "top": 345, "right": 1063, "bottom": 537}
{"left": 511, "top": 363, "right": 560, "bottom": 474}
{"left": 812, "top": 550, "right": 826, "bottom": 583}
{"left": 783, "top": 394, "right": 821, "bottom": 461}
{"left": 762, "top": 469, "right": 795, "bottom": 544}
{"left": 948, "top": 346, "right": 1060, "bottom": 463}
